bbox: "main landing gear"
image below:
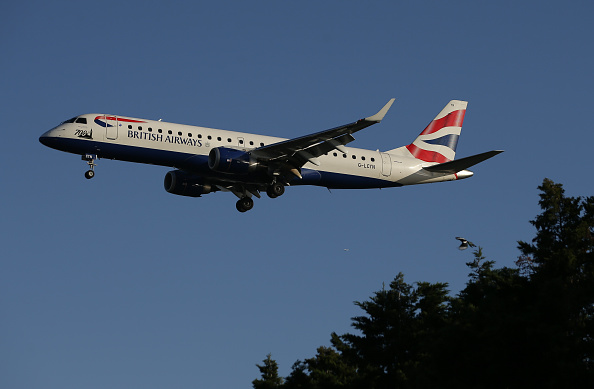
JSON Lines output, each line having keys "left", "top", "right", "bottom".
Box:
{"left": 234, "top": 182, "right": 286, "bottom": 213}
{"left": 266, "top": 182, "right": 285, "bottom": 198}
{"left": 236, "top": 197, "right": 254, "bottom": 213}
{"left": 82, "top": 154, "right": 97, "bottom": 179}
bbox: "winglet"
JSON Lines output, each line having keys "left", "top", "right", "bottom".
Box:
{"left": 365, "top": 98, "right": 395, "bottom": 122}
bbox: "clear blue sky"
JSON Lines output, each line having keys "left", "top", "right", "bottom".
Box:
{"left": 2, "top": 1, "right": 593, "bottom": 388}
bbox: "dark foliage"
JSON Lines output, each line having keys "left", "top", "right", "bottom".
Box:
{"left": 253, "top": 353, "right": 283, "bottom": 389}
{"left": 254, "top": 179, "right": 594, "bottom": 388}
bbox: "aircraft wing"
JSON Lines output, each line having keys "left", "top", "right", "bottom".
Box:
{"left": 250, "top": 99, "right": 395, "bottom": 166}
{"left": 423, "top": 150, "right": 504, "bottom": 173}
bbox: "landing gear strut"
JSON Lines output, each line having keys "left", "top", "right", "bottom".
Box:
{"left": 82, "top": 154, "right": 97, "bottom": 179}
{"left": 236, "top": 197, "right": 254, "bottom": 213}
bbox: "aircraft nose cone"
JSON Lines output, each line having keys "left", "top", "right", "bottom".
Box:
{"left": 39, "top": 129, "right": 60, "bottom": 148}
{"left": 39, "top": 134, "right": 49, "bottom": 146}
{"left": 39, "top": 129, "right": 54, "bottom": 146}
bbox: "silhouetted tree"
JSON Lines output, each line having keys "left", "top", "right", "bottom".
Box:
{"left": 517, "top": 178, "right": 594, "bottom": 386}
{"left": 253, "top": 353, "right": 283, "bottom": 389}
{"left": 283, "top": 360, "right": 310, "bottom": 389}
{"left": 334, "top": 274, "right": 450, "bottom": 388}
{"left": 253, "top": 178, "right": 594, "bottom": 388}
{"left": 445, "top": 247, "right": 529, "bottom": 388}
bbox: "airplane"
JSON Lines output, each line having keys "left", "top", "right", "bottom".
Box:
{"left": 39, "top": 99, "right": 503, "bottom": 212}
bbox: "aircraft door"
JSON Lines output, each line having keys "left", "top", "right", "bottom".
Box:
{"left": 106, "top": 116, "right": 118, "bottom": 140}
{"left": 381, "top": 153, "right": 392, "bottom": 177}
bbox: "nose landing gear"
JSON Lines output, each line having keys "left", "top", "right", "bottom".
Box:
{"left": 82, "top": 154, "right": 97, "bottom": 179}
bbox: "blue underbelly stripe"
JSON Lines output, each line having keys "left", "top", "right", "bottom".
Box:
{"left": 42, "top": 138, "right": 400, "bottom": 189}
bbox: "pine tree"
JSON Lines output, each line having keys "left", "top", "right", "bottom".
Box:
{"left": 517, "top": 178, "right": 594, "bottom": 385}
{"left": 445, "top": 247, "right": 529, "bottom": 388}
{"left": 253, "top": 354, "right": 283, "bottom": 389}
{"left": 256, "top": 178, "right": 593, "bottom": 388}
{"left": 337, "top": 273, "right": 451, "bottom": 388}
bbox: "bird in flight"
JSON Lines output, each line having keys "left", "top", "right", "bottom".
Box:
{"left": 455, "top": 237, "right": 476, "bottom": 250}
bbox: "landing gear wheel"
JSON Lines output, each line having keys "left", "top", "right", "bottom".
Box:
{"left": 82, "top": 154, "right": 97, "bottom": 180}
{"left": 266, "top": 183, "right": 285, "bottom": 198}
{"left": 236, "top": 197, "right": 254, "bottom": 213}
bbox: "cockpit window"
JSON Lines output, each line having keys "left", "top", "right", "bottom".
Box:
{"left": 61, "top": 117, "right": 77, "bottom": 124}
{"left": 75, "top": 117, "right": 87, "bottom": 124}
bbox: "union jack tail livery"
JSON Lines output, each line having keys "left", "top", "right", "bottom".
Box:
{"left": 388, "top": 100, "right": 467, "bottom": 163}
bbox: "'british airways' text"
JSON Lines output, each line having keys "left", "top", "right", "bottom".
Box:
{"left": 127, "top": 130, "right": 203, "bottom": 147}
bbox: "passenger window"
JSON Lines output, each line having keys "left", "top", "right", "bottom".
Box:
{"left": 239, "top": 139, "right": 244, "bottom": 144}
{"left": 217, "top": 137, "right": 222, "bottom": 141}
{"left": 227, "top": 138, "right": 231, "bottom": 142}
{"left": 361, "top": 156, "right": 365, "bottom": 161}
{"left": 249, "top": 141, "right": 254, "bottom": 146}
{"left": 352, "top": 155, "right": 357, "bottom": 159}
{"left": 158, "top": 129, "right": 162, "bottom": 133}
{"left": 75, "top": 118, "right": 87, "bottom": 124}
{"left": 260, "top": 142, "right": 264, "bottom": 147}
{"left": 333, "top": 153, "right": 337, "bottom": 157}
{"left": 343, "top": 154, "right": 347, "bottom": 158}
{"left": 128, "top": 125, "right": 132, "bottom": 129}
{"left": 168, "top": 130, "right": 172, "bottom": 134}
{"left": 208, "top": 135, "right": 212, "bottom": 140}
{"left": 371, "top": 158, "right": 375, "bottom": 162}
{"left": 188, "top": 133, "right": 192, "bottom": 137}
{"left": 138, "top": 126, "right": 143, "bottom": 131}
{"left": 198, "top": 134, "right": 202, "bottom": 138}
{"left": 178, "top": 131, "right": 182, "bottom": 136}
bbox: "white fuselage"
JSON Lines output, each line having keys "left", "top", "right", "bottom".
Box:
{"left": 39, "top": 113, "right": 468, "bottom": 190}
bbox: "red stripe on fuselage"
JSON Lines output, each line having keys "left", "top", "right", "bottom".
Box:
{"left": 94, "top": 115, "right": 147, "bottom": 123}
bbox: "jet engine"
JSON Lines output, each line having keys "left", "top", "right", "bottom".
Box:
{"left": 164, "top": 170, "right": 214, "bottom": 197}
{"left": 208, "top": 147, "right": 257, "bottom": 174}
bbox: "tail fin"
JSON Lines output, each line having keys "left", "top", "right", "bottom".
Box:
{"left": 387, "top": 100, "right": 467, "bottom": 163}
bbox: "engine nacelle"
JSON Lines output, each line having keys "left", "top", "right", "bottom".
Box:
{"left": 164, "top": 170, "right": 213, "bottom": 197}
{"left": 208, "top": 147, "right": 255, "bottom": 174}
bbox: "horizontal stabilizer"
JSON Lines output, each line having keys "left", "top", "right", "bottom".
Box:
{"left": 423, "top": 150, "right": 504, "bottom": 173}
